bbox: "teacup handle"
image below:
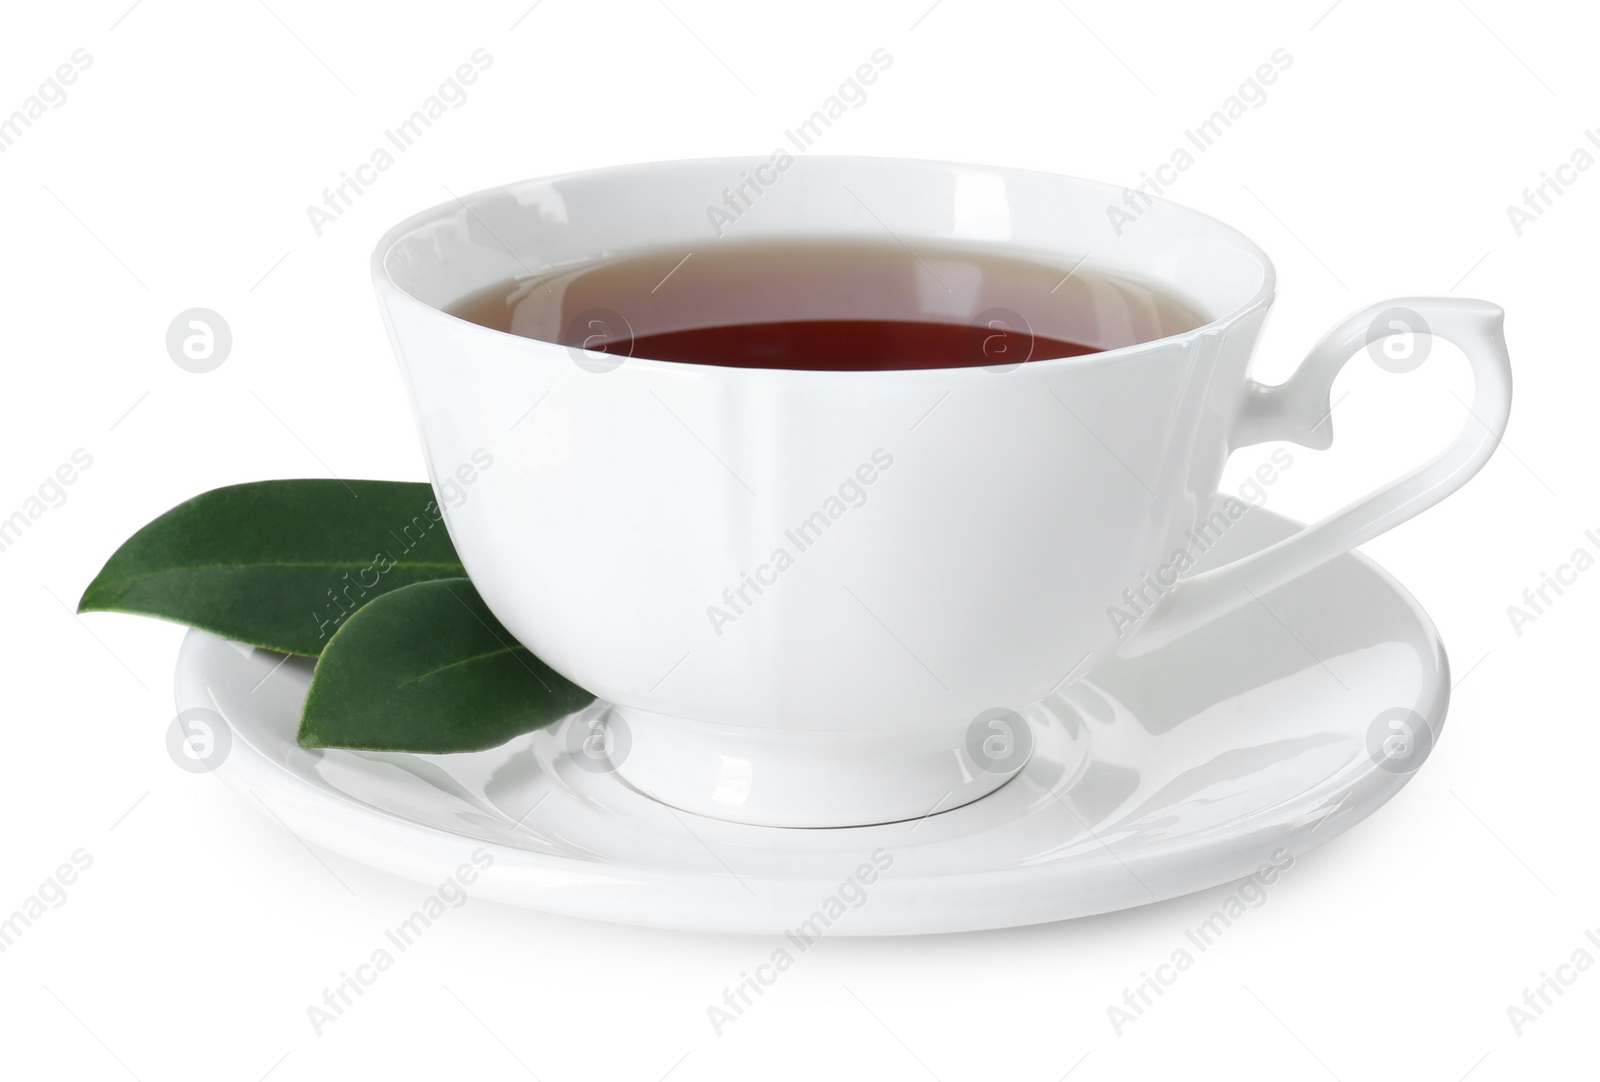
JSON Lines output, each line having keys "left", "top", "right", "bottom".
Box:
{"left": 1125, "top": 297, "right": 1511, "bottom": 655}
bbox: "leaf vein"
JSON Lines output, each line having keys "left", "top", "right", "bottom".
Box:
{"left": 397, "top": 646, "right": 533, "bottom": 687}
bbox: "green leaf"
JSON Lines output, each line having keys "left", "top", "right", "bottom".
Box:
{"left": 78, "top": 480, "right": 465, "bottom": 655}
{"left": 297, "top": 578, "right": 594, "bottom": 753}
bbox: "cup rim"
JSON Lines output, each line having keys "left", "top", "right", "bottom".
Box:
{"left": 370, "top": 154, "right": 1278, "bottom": 376}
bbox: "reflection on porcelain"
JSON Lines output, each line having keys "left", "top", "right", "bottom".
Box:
{"left": 370, "top": 156, "right": 1506, "bottom": 828}
{"left": 179, "top": 510, "right": 1448, "bottom": 935}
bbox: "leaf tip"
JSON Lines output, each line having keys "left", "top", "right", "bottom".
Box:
{"left": 75, "top": 580, "right": 104, "bottom": 615}
{"left": 294, "top": 709, "right": 324, "bottom": 749}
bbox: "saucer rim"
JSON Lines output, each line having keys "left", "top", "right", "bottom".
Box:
{"left": 176, "top": 509, "right": 1448, "bottom": 934}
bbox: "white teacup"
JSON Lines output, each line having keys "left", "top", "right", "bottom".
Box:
{"left": 372, "top": 156, "right": 1510, "bottom": 828}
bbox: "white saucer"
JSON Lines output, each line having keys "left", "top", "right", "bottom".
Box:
{"left": 174, "top": 508, "right": 1448, "bottom": 936}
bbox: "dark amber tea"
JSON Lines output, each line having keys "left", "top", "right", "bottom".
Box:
{"left": 447, "top": 240, "right": 1203, "bottom": 370}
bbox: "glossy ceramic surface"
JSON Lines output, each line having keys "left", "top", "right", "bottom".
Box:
{"left": 176, "top": 509, "right": 1448, "bottom": 935}
{"left": 370, "top": 156, "right": 1504, "bottom": 827}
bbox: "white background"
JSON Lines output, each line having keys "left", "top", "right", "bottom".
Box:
{"left": 1, "top": 0, "right": 1595, "bottom": 1079}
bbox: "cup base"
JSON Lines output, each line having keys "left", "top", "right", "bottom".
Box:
{"left": 596, "top": 705, "right": 1056, "bottom": 829}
